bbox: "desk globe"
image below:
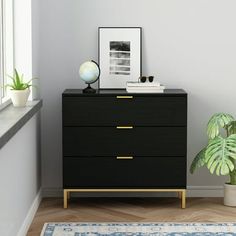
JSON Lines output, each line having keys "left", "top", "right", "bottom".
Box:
{"left": 79, "top": 60, "right": 100, "bottom": 93}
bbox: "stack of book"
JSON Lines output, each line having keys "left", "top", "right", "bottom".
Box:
{"left": 126, "top": 81, "right": 165, "bottom": 93}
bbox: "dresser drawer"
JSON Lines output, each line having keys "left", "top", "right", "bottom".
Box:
{"left": 63, "top": 127, "right": 186, "bottom": 157}
{"left": 63, "top": 156, "right": 186, "bottom": 188}
{"left": 63, "top": 96, "right": 187, "bottom": 126}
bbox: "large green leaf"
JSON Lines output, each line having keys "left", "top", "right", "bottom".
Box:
{"left": 190, "top": 148, "right": 207, "bottom": 174}
{"left": 228, "top": 121, "right": 236, "bottom": 136}
{"left": 205, "top": 134, "right": 236, "bottom": 175}
{"left": 207, "top": 113, "right": 234, "bottom": 139}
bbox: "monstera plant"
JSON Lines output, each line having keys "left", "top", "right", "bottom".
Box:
{"left": 190, "top": 113, "right": 236, "bottom": 206}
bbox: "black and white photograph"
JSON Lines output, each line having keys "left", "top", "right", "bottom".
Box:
{"left": 99, "top": 27, "right": 142, "bottom": 89}
{"left": 110, "top": 41, "right": 130, "bottom": 51}
{"left": 110, "top": 52, "right": 130, "bottom": 59}
{"left": 109, "top": 41, "right": 131, "bottom": 75}
{"left": 110, "top": 66, "right": 130, "bottom": 72}
{"left": 110, "top": 58, "right": 130, "bottom": 66}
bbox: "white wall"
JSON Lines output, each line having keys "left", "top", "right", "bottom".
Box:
{"left": 39, "top": 0, "right": 236, "bottom": 195}
{"left": 0, "top": 114, "right": 41, "bottom": 236}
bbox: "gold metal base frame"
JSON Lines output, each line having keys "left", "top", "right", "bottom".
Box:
{"left": 63, "top": 189, "right": 186, "bottom": 209}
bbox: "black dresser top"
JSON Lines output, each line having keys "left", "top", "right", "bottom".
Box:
{"left": 63, "top": 89, "right": 187, "bottom": 97}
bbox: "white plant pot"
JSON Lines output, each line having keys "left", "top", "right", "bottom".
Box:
{"left": 10, "top": 89, "right": 30, "bottom": 107}
{"left": 224, "top": 183, "right": 236, "bottom": 207}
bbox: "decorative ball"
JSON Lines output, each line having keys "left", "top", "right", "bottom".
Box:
{"left": 79, "top": 61, "right": 100, "bottom": 84}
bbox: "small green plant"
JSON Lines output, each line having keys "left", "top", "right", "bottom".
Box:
{"left": 190, "top": 113, "right": 236, "bottom": 185}
{"left": 6, "top": 69, "right": 33, "bottom": 90}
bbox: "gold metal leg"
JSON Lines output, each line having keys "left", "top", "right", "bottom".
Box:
{"left": 64, "top": 190, "right": 68, "bottom": 209}
{"left": 181, "top": 190, "right": 186, "bottom": 209}
{"left": 62, "top": 189, "right": 186, "bottom": 209}
{"left": 177, "top": 191, "right": 182, "bottom": 199}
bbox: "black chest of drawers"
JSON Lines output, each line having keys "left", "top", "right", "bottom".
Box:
{"left": 62, "top": 89, "right": 188, "bottom": 208}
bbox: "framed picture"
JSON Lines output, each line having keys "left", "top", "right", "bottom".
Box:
{"left": 98, "top": 27, "right": 142, "bottom": 89}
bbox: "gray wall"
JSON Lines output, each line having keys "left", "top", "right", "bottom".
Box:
{"left": 40, "top": 0, "right": 236, "bottom": 194}
{"left": 0, "top": 115, "right": 41, "bottom": 236}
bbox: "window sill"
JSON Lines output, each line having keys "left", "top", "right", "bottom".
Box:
{"left": 0, "top": 100, "right": 42, "bottom": 149}
{"left": 0, "top": 98, "right": 11, "bottom": 111}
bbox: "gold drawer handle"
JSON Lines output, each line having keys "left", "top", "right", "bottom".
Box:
{"left": 117, "top": 156, "right": 134, "bottom": 160}
{"left": 116, "top": 126, "right": 133, "bottom": 129}
{"left": 116, "top": 96, "right": 133, "bottom": 99}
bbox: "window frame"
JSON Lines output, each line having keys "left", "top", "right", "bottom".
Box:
{"left": 0, "top": 0, "right": 3, "bottom": 105}
{"left": 0, "top": 0, "right": 14, "bottom": 110}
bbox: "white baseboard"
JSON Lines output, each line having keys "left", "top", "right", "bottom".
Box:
{"left": 17, "top": 188, "right": 42, "bottom": 236}
{"left": 42, "top": 186, "right": 224, "bottom": 198}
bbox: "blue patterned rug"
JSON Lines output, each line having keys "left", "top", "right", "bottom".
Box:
{"left": 41, "top": 223, "right": 236, "bottom": 235}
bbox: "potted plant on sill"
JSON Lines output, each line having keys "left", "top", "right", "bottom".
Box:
{"left": 190, "top": 113, "right": 236, "bottom": 206}
{"left": 6, "top": 69, "right": 34, "bottom": 107}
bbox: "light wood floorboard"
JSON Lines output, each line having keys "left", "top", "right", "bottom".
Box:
{"left": 27, "top": 197, "right": 236, "bottom": 235}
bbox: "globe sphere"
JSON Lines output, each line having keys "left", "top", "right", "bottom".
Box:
{"left": 79, "top": 61, "right": 100, "bottom": 84}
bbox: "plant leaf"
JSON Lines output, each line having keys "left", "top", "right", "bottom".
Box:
{"left": 5, "top": 69, "right": 34, "bottom": 90}
{"left": 228, "top": 121, "right": 236, "bottom": 136}
{"left": 205, "top": 134, "right": 236, "bottom": 175}
{"left": 14, "top": 69, "right": 21, "bottom": 88}
{"left": 190, "top": 148, "right": 207, "bottom": 174}
{"left": 209, "top": 159, "right": 220, "bottom": 174}
{"left": 207, "top": 113, "right": 234, "bottom": 139}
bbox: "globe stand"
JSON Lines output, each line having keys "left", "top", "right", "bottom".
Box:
{"left": 83, "top": 84, "right": 96, "bottom": 94}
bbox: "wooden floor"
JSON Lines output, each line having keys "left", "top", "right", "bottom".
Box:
{"left": 27, "top": 197, "right": 236, "bottom": 235}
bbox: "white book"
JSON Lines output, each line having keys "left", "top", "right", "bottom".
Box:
{"left": 126, "top": 85, "right": 165, "bottom": 90}
{"left": 126, "top": 88, "right": 164, "bottom": 93}
{"left": 126, "top": 81, "right": 161, "bottom": 87}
